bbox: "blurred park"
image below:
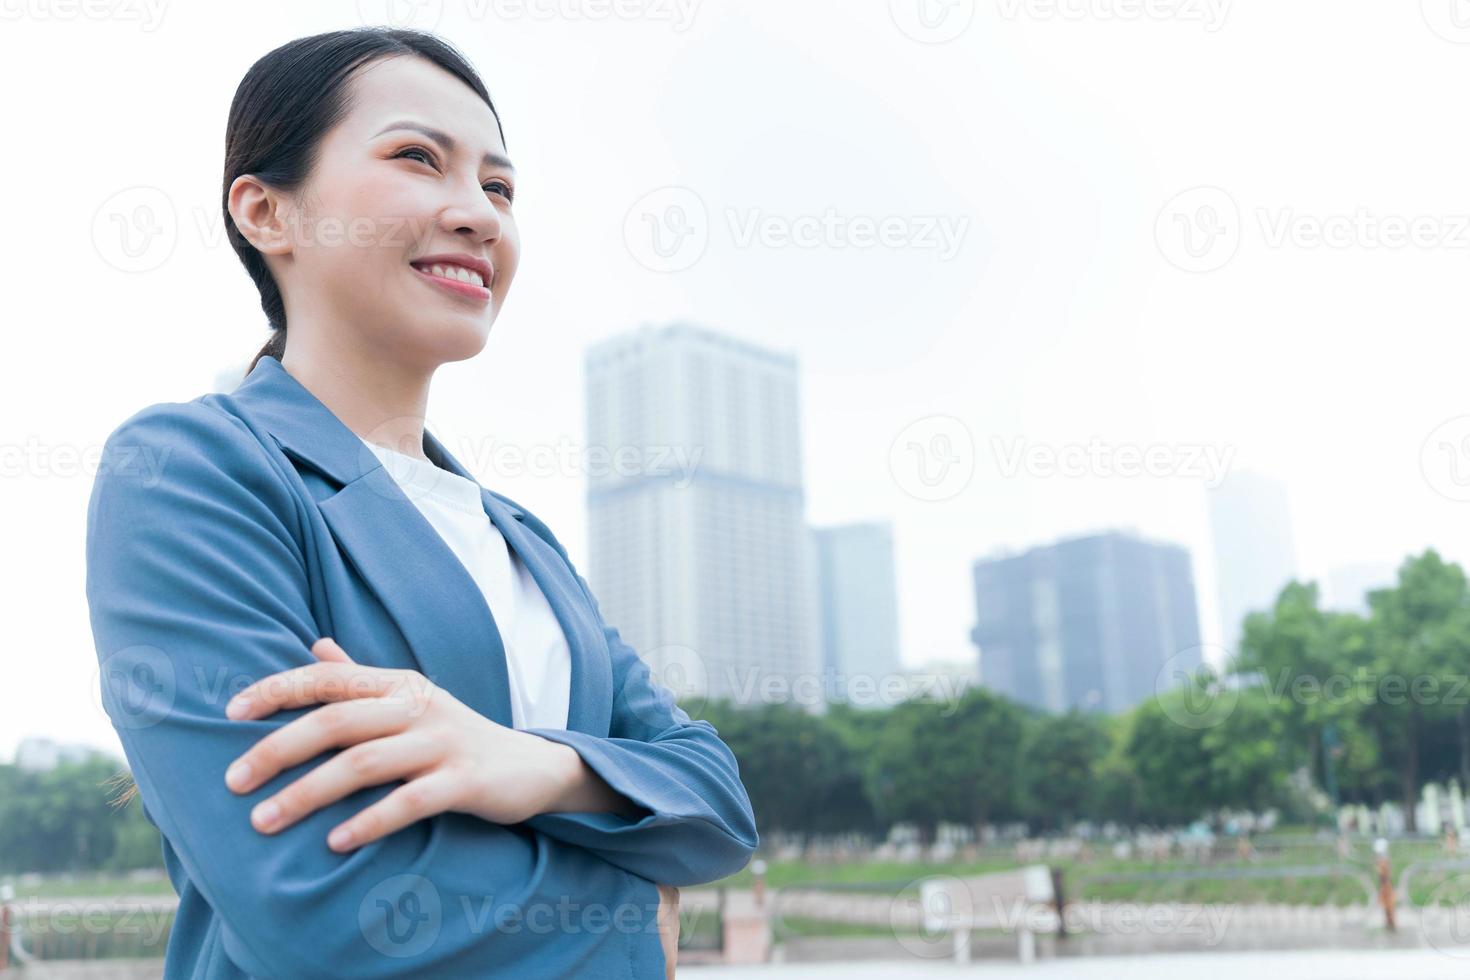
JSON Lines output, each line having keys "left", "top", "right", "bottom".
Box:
{"left": 13, "top": 548, "right": 1470, "bottom": 969}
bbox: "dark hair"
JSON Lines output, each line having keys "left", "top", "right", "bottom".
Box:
{"left": 225, "top": 27, "right": 505, "bottom": 374}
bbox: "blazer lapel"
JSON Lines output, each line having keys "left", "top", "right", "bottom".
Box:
{"left": 423, "top": 429, "right": 612, "bottom": 735}
{"left": 228, "top": 356, "right": 607, "bottom": 735}
{"left": 316, "top": 472, "right": 515, "bottom": 726}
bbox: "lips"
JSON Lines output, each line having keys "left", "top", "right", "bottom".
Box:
{"left": 409, "top": 252, "right": 494, "bottom": 286}
{"left": 410, "top": 260, "right": 492, "bottom": 303}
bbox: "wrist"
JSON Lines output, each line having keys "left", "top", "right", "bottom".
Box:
{"left": 540, "top": 739, "right": 584, "bottom": 813}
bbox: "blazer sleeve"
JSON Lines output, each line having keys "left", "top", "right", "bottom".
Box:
{"left": 85, "top": 402, "right": 666, "bottom": 980}
{"left": 519, "top": 544, "right": 760, "bottom": 888}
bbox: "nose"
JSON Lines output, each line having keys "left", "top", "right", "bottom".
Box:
{"left": 439, "top": 178, "right": 503, "bottom": 245}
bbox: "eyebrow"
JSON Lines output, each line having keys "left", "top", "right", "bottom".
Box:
{"left": 373, "top": 120, "right": 516, "bottom": 174}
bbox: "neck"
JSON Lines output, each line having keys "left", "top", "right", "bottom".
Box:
{"left": 278, "top": 327, "right": 434, "bottom": 463}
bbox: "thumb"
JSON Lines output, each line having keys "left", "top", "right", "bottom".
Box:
{"left": 311, "top": 636, "right": 354, "bottom": 663}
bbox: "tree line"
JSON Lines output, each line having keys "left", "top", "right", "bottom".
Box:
{"left": 692, "top": 548, "right": 1470, "bottom": 841}
{"left": 8, "top": 547, "right": 1464, "bottom": 874}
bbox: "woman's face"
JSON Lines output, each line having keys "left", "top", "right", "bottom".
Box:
{"left": 269, "top": 55, "right": 519, "bottom": 368}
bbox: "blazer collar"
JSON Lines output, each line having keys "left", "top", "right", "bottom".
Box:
{"left": 230, "top": 355, "right": 524, "bottom": 519}
{"left": 225, "top": 355, "right": 608, "bottom": 734}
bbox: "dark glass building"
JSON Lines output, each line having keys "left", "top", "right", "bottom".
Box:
{"left": 969, "top": 531, "right": 1202, "bottom": 713}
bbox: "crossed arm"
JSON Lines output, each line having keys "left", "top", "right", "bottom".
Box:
{"left": 85, "top": 403, "right": 755, "bottom": 978}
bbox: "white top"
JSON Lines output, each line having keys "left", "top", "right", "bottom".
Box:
{"left": 359, "top": 436, "right": 571, "bottom": 731}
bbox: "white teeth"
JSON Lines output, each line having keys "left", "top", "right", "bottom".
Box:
{"left": 423, "top": 263, "right": 485, "bottom": 288}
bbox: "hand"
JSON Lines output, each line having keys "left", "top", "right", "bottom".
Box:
{"left": 223, "top": 637, "right": 577, "bottom": 851}
{"left": 656, "top": 883, "right": 680, "bottom": 979}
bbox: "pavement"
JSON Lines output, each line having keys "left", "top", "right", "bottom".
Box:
{"left": 681, "top": 948, "right": 1470, "bottom": 979}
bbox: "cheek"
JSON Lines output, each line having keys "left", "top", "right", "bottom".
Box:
{"left": 335, "top": 175, "right": 430, "bottom": 262}
{"left": 493, "top": 222, "right": 521, "bottom": 290}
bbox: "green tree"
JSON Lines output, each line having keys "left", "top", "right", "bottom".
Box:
{"left": 1018, "top": 710, "right": 1107, "bottom": 831}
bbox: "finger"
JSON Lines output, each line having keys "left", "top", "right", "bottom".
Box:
{"left": 311, "top": 636, "right": 355, "bottom": 664}
{"left": 226, "top": 698, "right": 415, "bottom": 795}
{"left": 244, "top": 733, "right": 442, "bottom": 837}
{"left": 227, "top": 661, "right": 408, "bottom": 720}
{"left": 327, "top": 769, "right": 463, "bottom": 852}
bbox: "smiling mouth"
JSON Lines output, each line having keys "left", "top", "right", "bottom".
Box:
{"left": 410, "top": 262, "right": 492, "bottom": 302}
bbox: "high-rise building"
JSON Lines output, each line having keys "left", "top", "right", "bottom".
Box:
{"left": 811, "top": 521, "right": 902, "bottom": 698}
{"left": 969, "top": 530, "right": 1202, "bottom": 714}
{"left": 1208, "top": 471, "right": 1297, "bottom": 655}
{"left": 585, "top": 323, "right": 819, "bottom": 708}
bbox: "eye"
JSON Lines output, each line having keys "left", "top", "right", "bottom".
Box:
{"left": 484, "top": 179, "right": 515, "bottom": 203}
{"left": 395, "top": 145, "right": 438, "bottom": 168}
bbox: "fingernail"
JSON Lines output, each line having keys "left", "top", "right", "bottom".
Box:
{"left": 328, "top": 827, "right": 354, "bottom": 849}
{"left": 225, "top": 761, "right": 252, "bottom": 790}
{"left": 253, "top": 800, "right": 281, "bottom": 830}
{"left": 226, "top": 697, "right": 252, "bottom": 719}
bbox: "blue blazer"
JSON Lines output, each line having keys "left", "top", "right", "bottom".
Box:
{"left": 85, "top": 355, "right": 759, "bottom": 979}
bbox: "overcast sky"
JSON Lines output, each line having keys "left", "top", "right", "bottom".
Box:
{"left": 5, "top": 0, "right": 1470, "bottom": 761}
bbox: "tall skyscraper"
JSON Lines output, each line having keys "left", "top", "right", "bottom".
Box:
{"left": 811, "top": 521, "right": 902, "bottom": 696}
{"left": 1208, "top": 471, "right": 1297, "bottom": 656}
{"left": 969, "top": 530, "right": 1202, "bottom": 714}
{"left": 585, "top": 323, "right": 819, "bottom": 708}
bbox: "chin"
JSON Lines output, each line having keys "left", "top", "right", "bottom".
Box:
{"left": 432, "top": 321, "right": 494, "bottom": 364}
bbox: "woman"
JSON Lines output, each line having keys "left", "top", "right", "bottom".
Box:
{"left": 85, "top": 27, "right": 757, "bottom": 979}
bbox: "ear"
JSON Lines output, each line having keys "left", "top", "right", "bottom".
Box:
{"left": 228, "top": 174, "right": 294, "bottom": 257}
